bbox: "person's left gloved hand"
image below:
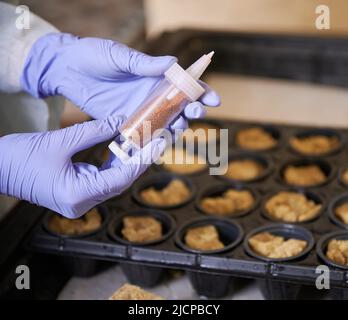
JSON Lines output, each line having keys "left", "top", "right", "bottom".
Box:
{"left": 0, "top": 116, "right": 165, "bottom": 218}
{"left": 20, "top": 33, "right": 220, "bottom": 130}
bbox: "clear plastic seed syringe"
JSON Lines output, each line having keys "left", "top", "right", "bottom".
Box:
{"left": 108, "top": 51, "right": 214, "bottom": 161}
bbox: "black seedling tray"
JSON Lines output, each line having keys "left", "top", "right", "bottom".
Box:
{"left": 25, "top": 30, "right": 348, "bottom": 299}
{"left": 27, "top": 119, "right": 348, "bottom": 299}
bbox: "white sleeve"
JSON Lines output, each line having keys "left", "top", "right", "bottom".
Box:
{"left": 0, "top": 2, "right": 58, "bottom": 93}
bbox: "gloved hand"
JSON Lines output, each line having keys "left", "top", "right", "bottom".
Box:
{"left": 20, "top": 33, "right": 220, "bottom": 130}
{"left": 0, "top": 116, "right": 165, "bottom": 218}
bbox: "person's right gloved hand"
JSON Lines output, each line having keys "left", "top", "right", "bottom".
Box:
{"left": 0, "top": 116, "right": 165, "bottom": 218}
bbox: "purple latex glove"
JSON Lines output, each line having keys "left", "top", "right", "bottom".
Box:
{"left": 20, "top": 33, "right": 220, "bottom": 131}
{"left": 0, "top": 116, "right": 165, "bottom": 218}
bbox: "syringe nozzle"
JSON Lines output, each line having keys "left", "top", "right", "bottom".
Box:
{"left": 206, "top": 51, "right": 215, "bottom": 59}
{"left": 185, "top": 50, "right": 215, "bottom": 80}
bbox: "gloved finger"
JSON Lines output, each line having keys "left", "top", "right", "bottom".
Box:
{"left": 122, "top": 137, "right": 167, "bottom": 176}
{"left": 170, "top": 115, "right": 188, "bottom": 131}
{"left": 111, "top": 43, "right": 177, "bottom": 76}
{"left": 73, "top": 162, "right": 99, "bottom": 174}
{"left": 100, "top": 151, "right": 119, "bottom": 170}
{"left": 170, "top": 116, "right": 188, "bottom": 142}
{"left": 197, "top": 81, "right": 221, "bottom": 107}
{"left": 184, "top": 101, "right": 206, "bottom": 119}
{"left": 63, "top": 116, "right": 124, "bottom": 155}
{"left": 90, "top": 138, "right": 166, "bottom": 197}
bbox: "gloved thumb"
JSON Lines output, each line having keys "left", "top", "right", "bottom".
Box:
{"left": 63, "top": 116, "right": 124, "bottom": 155}
{"left": 112, "top": 44, "right": 177, "bottom": 76}
{"left": 130, "top": 54, "right": 177, "bottom": 76}
{"left": 87, "top": 138, "right": 167, "bottom": 197}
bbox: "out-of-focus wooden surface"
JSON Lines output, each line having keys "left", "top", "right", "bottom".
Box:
{"left": 145, "top": 0, "right": 348, "bottom": 38}
{"left": 205, "top": 74, "right": 348, "bottom": 128}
